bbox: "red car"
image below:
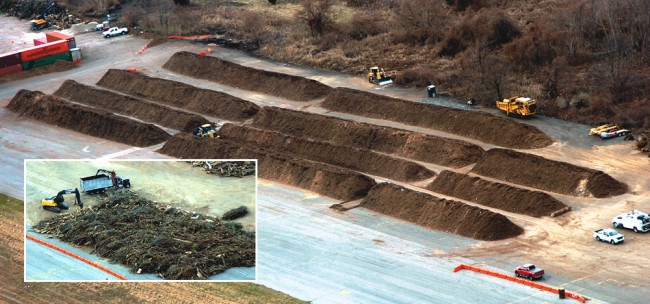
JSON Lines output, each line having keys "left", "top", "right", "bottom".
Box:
{"left": 514, "top": 264, "right": 544, "bottom": 280}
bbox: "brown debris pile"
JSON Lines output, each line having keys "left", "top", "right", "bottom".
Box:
{"left": 54, "top": 80, "right": 209, "bottom": 132}
{"left": 321, "top": 88, "right": 554, "bottom": 149}
{"left": 191, "top": 161, "right": 256, "bottom": 177}
{"left": 163, "top": 51, "right": 333, "bottom": 101}
{"left": 218, "top": 123, "right": 435, "bottom": 182}
{"left": 6, "top": 90, "right": 170, "bottom": 147}
{"left": 252, "top": 107, "right": 485, "bottom": 168}
{"left": 32, "top": 192, "right": 255, "bottom": 280}
{"left": 359, "top": 183, "right": 523, "bottom": 241}
{"left": 96, "top": 69, "right": 260, "bottom": 122}
{"left": 159, "top": 133, "right": 376, "bottom": 201}
{"left": 471, "top": 149, "right": 628, "bottom": 198}
{"left": 428, "top": 170, "right": 570, "bottom": 217}
{"left": 0, "top": 60, "right": 76, "bottom": 85}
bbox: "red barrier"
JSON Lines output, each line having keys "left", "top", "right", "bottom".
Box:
{"left": 20, "top": 40, "right": 69, "bottom": 62}
{"left": 453, "top": 264, "right": 586, "bottom": 303}
{"left": 26, "top": 235, "right": 127, "bottom": 280}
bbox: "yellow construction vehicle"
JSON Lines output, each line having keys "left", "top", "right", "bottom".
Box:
{"left": 496, "top": 96, "right": 537, "bottom": 117}
{"left": 368, "top": 66, "right": 393, "bottom": 85}
{"left": 193, "top": 124, "right": 219, "bottom": 138}
{"left": 42, "top": 188, "right": 83, "bottom": 213}
{"left": 29, "top": 3, "right": 58, "bottom": 31}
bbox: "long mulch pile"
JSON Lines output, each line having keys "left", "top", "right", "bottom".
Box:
{"left": 218, "top": 123, "right": 435, "bottom": 182}
{"left": 471, "top": 148, "right": 628, "bottom": 198}
{"left": 6, "top": 90, "right": 170, "bottom": 147}
{"left": 359, "top": 183, "right": 523, "bottom": 241}
{"left": 321, "top": 88, "right": 554, "bottom": 149}
{"left": 159, "top": 133, "right": 376, "bottom": 201}
{"left": 162, "top": 51, "right": 333, "bottom": 101}
{"left": 252, "top": 107, "right": 485, "bottom": 168}
{"left": 0, "top": 60, "right": 76, "bottom": 85}
{"left": 32, "top": 192, "right": 255, "bottom": 280}
{"left": 427, "top": 170, "right": 570, "bottom": 217}
{"left": 96, "top": 69, "right": 260, "bottom": 122}
{"left": 53, "top": 80, "right": 209, "bottom": 132}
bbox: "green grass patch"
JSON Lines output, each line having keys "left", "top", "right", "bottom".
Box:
{"left": 0, "top": 193, "right": 23, "bottom": 219}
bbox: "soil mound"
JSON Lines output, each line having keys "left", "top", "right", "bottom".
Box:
{"left": 321, "top": 88, "right": 553, "bottom": 149}
{"left": 33, "top": 192, "right": 255, "bottom": 280}
{"left": 471, "top": 149, "right": 628, "bottom": 198}
{"left": 218, "top": 123, "right": 435, "bottom": 182}
{"left": 359, "top": 183, "right": 523, "bottom": 241}
{"left": 252, "top": 107, "right": 485, "bottom": 168}
{"left": 428, "top": 171, "right": 569, "bottom": 217}
{"left": 162, "top": 51, "right": 333, "bottom": 101}
{"left": 0, "top": 60, "right": 76, "bottom": 85}
{"left": 6, "top": 90, "right": 170, "bottom": 147}
{"left": 96, "top": 69, "right": 260, "bottom": 122}
{"left": 54, "top": 80, "right": 209, "bottom": 132}
{"left": 159, "top": 133, "right": 376, "bottom": 201}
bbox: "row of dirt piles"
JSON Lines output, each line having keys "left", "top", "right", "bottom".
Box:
{"left": 162, "top": 51, "right": 333, "bottom": 101}
{"left": 321, "top": 88, "right": 554, "bottom": 149}
{"left": 0, "top": 60, "right": 76, "bottom": 85}
{"left": 359, "top": 183, "right": 523, "bottom": 241}
{"left": 471, "top": 149, "right": 628, "bottom": 198}
{"left": 32, "top": 192, "right": 255, "bottom": 280}
{"left": 218, "top": 123, "right": 435, "bottom": 182}
{"left": 427, "top": 171, "right": 570, "bottom": 217}
{"left": 6, "top": 90, "right": 170, "bottom": 147}
{"left": 159, "top": 133, "right": 376, "bottom": 201}
{"left": 96, "top": 69, "right": 260, "bottom": 122}
{"left": 251, "top": 107, "right": 485, "bottom": 168}
{"left": 53, "top": 80, "right": 209, "bottom": 132}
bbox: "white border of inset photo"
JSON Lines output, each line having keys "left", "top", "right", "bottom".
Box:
{"left": 23, "top": 159, "right": 258, "bottom": 283}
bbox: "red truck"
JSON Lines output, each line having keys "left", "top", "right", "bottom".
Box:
{"left": 514, "top": 264, "right": 544, "bottom": 280}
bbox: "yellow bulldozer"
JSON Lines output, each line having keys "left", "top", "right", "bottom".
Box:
{"left": 368, "top": 66, "right": 393, "bottom": 85}
{"left": 496, "top": 96, "right": 537, "bottom": 117}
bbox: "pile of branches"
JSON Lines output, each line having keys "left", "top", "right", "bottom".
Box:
{"left": 191, "top": 161, "right": 255, "bottom": 177}
{"left": 32, "top": 192, "right": 255, "bottom": 280}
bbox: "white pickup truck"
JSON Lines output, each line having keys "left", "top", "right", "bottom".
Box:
{"left": 613, "top": 210, "right": 650, "bottom": 233}
{"left": 593, "top": 228, "right": 625, "bottom": 245}
{"left": 103, "top": 27, "right": 128, "bottom": 38}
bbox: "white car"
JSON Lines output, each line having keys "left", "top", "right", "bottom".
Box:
{"left": 613, "top": 210, "right": 650, "bottom": 233}
{"left": 103, "top": 27, "right": 128, "bottom": 38}
{"left": 593, "top": 228, "right": 624, "bottom": 244}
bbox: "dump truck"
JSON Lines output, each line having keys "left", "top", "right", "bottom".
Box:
{"left": 80, "top": 169, "right": 130, "bottom": 194}
{"left": 368, "top": 66, "right": 393, "bottom": 85}
{"left": 496, "top": 96, "right": 537, "bottom": 117}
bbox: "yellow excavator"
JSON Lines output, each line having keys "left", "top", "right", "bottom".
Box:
{"left": 42, "top": 188, "right": 83, "bottom": 213}
{"left": 368, "top": 66, "right": 394, "bottom": 85}
{"left": 496, "top": 96, "right": 537, "bottom": 117}
{"left": 30, "top": 2, "right": 58, "bottom": 31}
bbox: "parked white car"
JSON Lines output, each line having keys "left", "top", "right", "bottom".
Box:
{"left": 103, "top": 27, "right": 128, "bottom": 38}
{"left": 593, "top": 228, "right": 624, "bottom": 245}
{"left": 613, "top": 210, "right": 650, "bottom": 233}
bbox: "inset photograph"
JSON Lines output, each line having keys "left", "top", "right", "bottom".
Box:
{"left": 24, "top": 160, "right": 256, "bottom": 281}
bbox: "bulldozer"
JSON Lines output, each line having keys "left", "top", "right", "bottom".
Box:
{"left": 193, "top": 124, "right": 219, "bottom": 138}
{"left": 368, "top": 66, "right": 393, "bottom": 85}
{"left": 496, "top": 96, "right": 537, "bottom": 117}
{"left": 42, "top": 188, "right": 83, "bottom": 213}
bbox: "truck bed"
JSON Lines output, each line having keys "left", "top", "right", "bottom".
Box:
{"left": 80, "top": 174, "right": 113, "bottom": 192}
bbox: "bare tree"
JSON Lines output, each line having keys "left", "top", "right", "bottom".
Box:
{"left": 393, "top": 0, "right": 447, "bottom": 44}
{"left": 299, "top": 0, "right": 333, "bottom": 38}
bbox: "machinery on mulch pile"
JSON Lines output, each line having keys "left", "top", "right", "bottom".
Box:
{"left": 191, "top": 161, "right": 255, "bottom": 177}
{"left": 32, "top": 192, "right": 255, "bottom": 280}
